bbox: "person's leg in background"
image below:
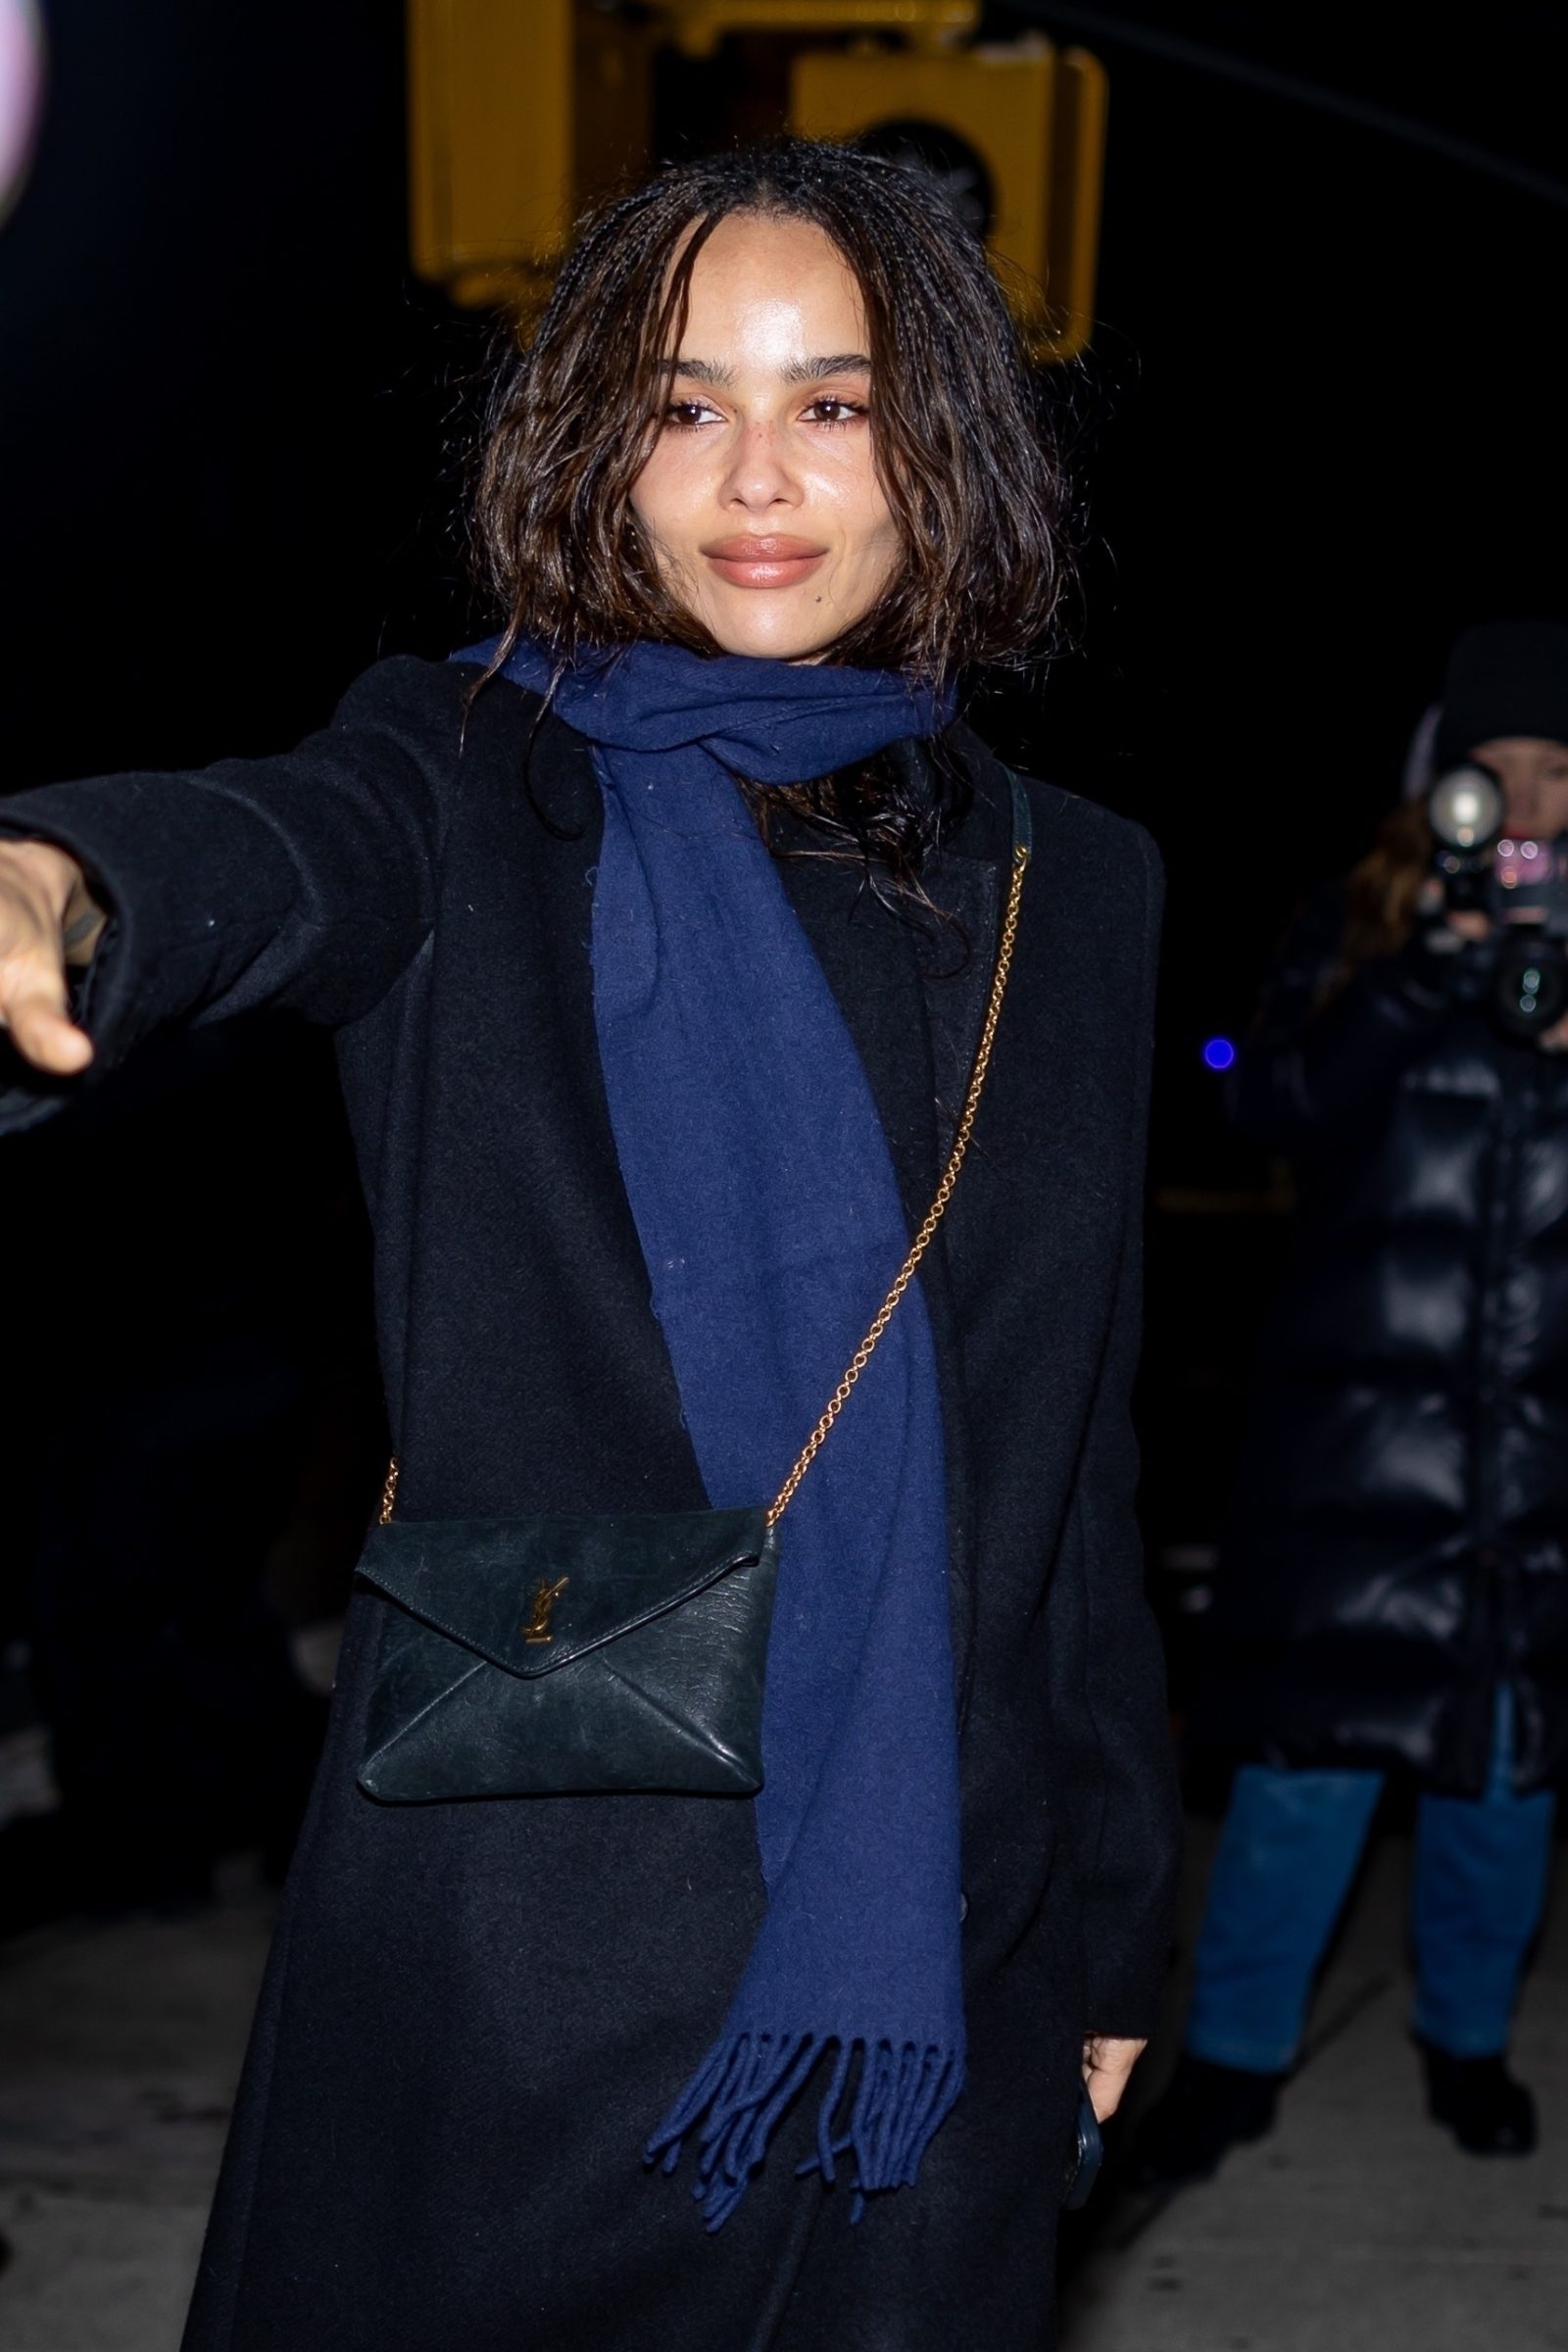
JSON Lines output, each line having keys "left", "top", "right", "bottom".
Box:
{"left": 1412, "top": 1685, "right": 1556, "bottom": 2154}
{"left": 1130, "top": 1759, "right": 1384, "bottom": 2185}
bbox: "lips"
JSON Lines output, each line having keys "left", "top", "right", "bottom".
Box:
{"left": 701, "top": 535, "right": 829, "bottom": 589}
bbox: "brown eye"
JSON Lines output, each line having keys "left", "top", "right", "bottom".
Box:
{"left": 803, "top": 397, "right": 866, "bottom": 427}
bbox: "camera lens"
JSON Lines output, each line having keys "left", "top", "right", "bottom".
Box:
{"left": 1494, "top": 937, "right": 1568, "bottom": 1036}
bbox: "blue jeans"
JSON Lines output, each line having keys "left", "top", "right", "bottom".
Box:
{"left": 1187, "top": 1689, "right": 1557, "bottom": 2071}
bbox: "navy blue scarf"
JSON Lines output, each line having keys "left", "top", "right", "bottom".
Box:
{"left": 462, "top": 636, "right": 965, "bottom": 2227}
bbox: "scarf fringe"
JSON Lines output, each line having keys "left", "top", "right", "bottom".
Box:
{"left": 645, "top": 2032, "right": 963, "bottom": 2232}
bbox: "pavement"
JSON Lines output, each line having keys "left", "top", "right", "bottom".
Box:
{"left": 0, "top": 1863, "right": 271, "bottom": 2352}
{"left": 1061, "top": 1812, "right": 1568, "bottom": 2352}
{"left": 0, "top": 1791, "right": 1562, "bottom": 2349}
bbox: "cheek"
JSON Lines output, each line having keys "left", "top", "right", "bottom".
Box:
{"left": 630, "top": 442, "right": 699, "bottom": 546}
{"left": 858, "top": 493, "right": 904, "bottom": 593}
{"left": 817, "top": 457, "right": 899, "bottom": 576}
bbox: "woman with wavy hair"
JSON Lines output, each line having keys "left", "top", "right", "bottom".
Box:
{"left": 0, "top": 140, "right": 1177, "bottom": 2351}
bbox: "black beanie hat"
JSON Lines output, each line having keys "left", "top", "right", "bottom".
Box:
{"left": 1435, "top": 621, "right": 1568, "bottom": 769}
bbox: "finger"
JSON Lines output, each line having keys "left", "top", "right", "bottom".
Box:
{"left": 1081, "top": 2037, "right": 1146, "bottom": 2121}
{"left": 1084, "top": 2034, "right": 1146, "bottom": 2067}
{"left": 1086, "top": 2070, "right": 1133, "bottom": 2126}
{"left": 1084, "top": 2068, "right": 1123, "bottom": 2123}
{"left": 2, "top": 980, "right": 93, "bottom": 1072}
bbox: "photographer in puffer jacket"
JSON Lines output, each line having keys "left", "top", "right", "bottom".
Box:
{"left": 1135, "top": 621, "right": 1568, "bottom": 2185}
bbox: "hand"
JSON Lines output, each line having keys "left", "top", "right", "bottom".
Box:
{"left": 1082, "top": 2034, "right": 1147, "bottom": 2123}
{"left": 1416, "top": 877, "right": 1490, "bottom": 942}
{"left": 0, "top": 839, "right": 104, "bottom": 1074}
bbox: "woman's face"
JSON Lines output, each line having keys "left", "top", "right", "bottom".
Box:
{"left": 629, "top": 212, "right": 902, "bottom": 662}
{"left": 1475, "top": 737, "right": 1568, "bottom": 840}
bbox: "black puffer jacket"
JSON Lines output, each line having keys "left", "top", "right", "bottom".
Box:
{"left": 1199, "top": 884, "right": 1568, "bottom": 1794}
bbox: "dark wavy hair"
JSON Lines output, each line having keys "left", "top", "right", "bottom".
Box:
{"left": 1339, "top": 800, "right": 1433, "bottom": 968}
{"left": 473, "top": 138, "right": 1069, "bottom": 881}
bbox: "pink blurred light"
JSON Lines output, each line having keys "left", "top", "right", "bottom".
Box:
{"left": 0, "top": 0, "right": 43, "bottom": 220}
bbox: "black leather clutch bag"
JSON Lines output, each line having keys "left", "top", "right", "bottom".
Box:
{"left": 354, "top": 777, "right": 1031, "bottom": 1803}
{"left": 357, "top": 1506, "right": 778, "bottom": 1799}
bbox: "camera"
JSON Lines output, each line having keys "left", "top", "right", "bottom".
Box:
{"left": 1427, "top": 762, "right": 1568, "bottom": 1037}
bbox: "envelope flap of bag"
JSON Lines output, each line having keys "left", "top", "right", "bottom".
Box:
{"left": 355, "top": 1505, "right": 773, "bottom": 1679}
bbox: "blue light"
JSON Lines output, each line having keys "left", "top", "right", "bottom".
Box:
{"left": 1202, "top": 1036, "right": 1237, "bottom": 1072}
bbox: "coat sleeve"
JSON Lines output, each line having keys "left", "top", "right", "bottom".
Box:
{"left": 1050, "top": 827, "right": 1183, "bottom": 2038}
{"left": 0, "top": 657, "right": 459, "bottom": 1131}
{"left": 1228, "top": 882, "right": 1485, "bottom": 1151}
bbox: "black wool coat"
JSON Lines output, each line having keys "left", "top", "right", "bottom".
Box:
{"left": 1201, "top": 885, "right": 1568, "bottom": 1795}
{"left": 0, "top": 658, "right": 1179, "bottom": 2352}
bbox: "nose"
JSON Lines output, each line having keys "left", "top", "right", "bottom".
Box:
{"left": 718, "top": 417, "right": 800, "bottom": 514}
{"left": 1507, "top": 781, "right": 1542, "bottom": 835}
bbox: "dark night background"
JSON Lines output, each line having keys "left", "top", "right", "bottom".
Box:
{"left": 4, "top": 0, "right": 1567, "bottom": 1603}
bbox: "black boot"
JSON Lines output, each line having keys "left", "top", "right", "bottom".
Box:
{"left": 1126, "top": 2054, "right": 1285, "bottom": 2189}
{"left": 1421, "top": 2045, "right": 1538, "bottom": 2156}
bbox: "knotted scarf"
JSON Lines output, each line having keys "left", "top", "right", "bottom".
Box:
{"left": 460, "top": 636, "right": 966, "bottom": 2227}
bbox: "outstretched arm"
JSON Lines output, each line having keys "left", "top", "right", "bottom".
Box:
{"left": 0, "top": 656, "right": 463, "bottom": 1120}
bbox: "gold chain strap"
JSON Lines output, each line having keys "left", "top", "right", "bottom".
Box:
{"left": 377, "top": 834, "right": 1030, "bottom": 1536}
{"left": 766, "top": 833, "right": 1030, "bottom": 1527}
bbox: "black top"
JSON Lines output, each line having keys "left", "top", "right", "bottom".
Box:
{"left": 0, "top": 657, "right": 1178, "bottom": 2351}
{"left": 1204, "top": 886, "right": 1568, "bottom": 1794}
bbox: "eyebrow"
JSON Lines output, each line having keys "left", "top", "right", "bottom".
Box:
{"left": 666, "top": 352, "right": 872, "bottom": 388}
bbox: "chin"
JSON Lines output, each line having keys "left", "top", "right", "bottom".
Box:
{"left": 701, "top": 600, "right": 848, "bottom": 664}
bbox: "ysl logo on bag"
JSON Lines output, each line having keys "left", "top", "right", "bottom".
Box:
{"left": 523, "top": 1575, "right": 568, "bottom": 1645}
